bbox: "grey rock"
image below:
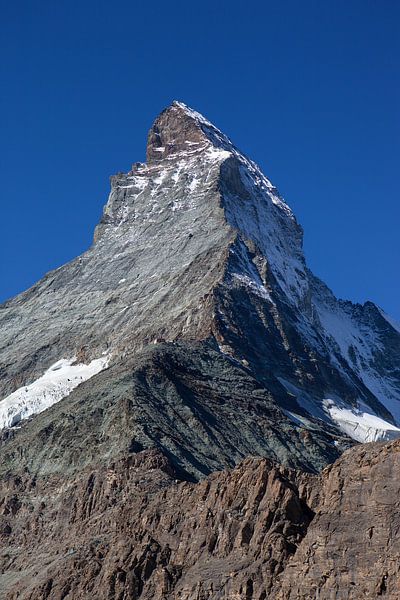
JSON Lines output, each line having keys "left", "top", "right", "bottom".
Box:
{"left": 0, "top": 342, "right": 349, "bottom": 481}
{"left": 0, "top": 100, "right": 399, "bottom": 476}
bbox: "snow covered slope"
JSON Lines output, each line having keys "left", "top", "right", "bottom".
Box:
{"left": 323, "top": 398, "right": 400, "bottom": 443}
{"left": 167, "top": 103, "right": 400, "bottom": 444}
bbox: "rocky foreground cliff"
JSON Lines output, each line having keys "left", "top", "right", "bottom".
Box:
{"left": 0, "top": 102, "right": 399, "bottom": 598}
{"left": 1, "top": 440, "right": 399, "bottom": 599}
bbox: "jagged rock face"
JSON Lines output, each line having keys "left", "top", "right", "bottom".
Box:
{"left": 146, "top": 103, "right": 207, "bottom": 162}
{"left": 274, "top": 440, "right": 400, "bottom": 599}
{"left": 0, "top": 452, "right": 316, "bottom": 600}
{"left": 1, "top": 441, "right": 399, "bottom": 599}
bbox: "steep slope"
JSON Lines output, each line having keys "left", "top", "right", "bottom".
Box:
{"left": 274, "top": 440, "right": 400, "bottom": 599}
{"left": 0, "top": 105, "right": 233, "bottom": 397}
{"left": 1, "top": 100, "right": 399, "bottom": 460}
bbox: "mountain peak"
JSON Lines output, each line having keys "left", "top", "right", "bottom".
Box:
{"left": 146, "top": 101, "right": 208, "bottom": 163}
{"left": 1, "top": 100, "right": 400, "bottom": 461}
{"left": 1, "top": 100, "right": 400, "bottom": 598}
{"left": 146, "top": 100, "right": 234, "bottom": 163}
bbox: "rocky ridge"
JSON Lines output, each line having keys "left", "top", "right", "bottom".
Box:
{"left": 1, "top": 441, "right": 399, "bottom": 599}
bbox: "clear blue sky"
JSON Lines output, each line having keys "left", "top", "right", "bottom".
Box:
{"left": 1, "top": 1, "right": 399, "bottom": 318}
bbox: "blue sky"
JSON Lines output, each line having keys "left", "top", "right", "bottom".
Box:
{"left": 1, "top": 0, "right": 399, "bottom": 318}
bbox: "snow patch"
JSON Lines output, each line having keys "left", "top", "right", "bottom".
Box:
{"left": 119, "top": 177, "right": 147, "bottom": 192}
{"left": 323, "top": 399, "right": 400, "bottom": 443}
{"left": 152, "top": 170, "right": 168, "bottom": 186}
{"left": 315, "top": 301, "right": 380, "bottom": 362}
{"left": 188, "top": 177, "right": 200, "bottom": 192}
{"left": 278, "top": 377, "right": 400, "bottom": 443}
{"left": 233, "top": 274, "right": 272, "bottom": 302}
{"left": 206, "top": 147, "right": 232, "bottom": 162}
{"left": 0, "top": 356, "right": 110, "bottom": 430}
{"left": 223, "top": 164, "right": 308, "bottom": 306}
{"left": 313, "top": 297, "right": 400, "bottom": 424}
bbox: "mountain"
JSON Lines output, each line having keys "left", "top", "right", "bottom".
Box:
{"left": 1, "top": 101, "right": 399, "bottom": 455}
{"left": 0, "top": 101, "right": 399, "bottom": 598}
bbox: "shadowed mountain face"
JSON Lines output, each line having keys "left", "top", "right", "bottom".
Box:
{"left": 0, "top": 102, "right": 399, "bottom": 598}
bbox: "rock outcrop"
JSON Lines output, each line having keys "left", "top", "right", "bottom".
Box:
{"left": 0, "top": 343, "right": 348, "bottom": 481}
{"left": 1, "top": 440, "right": 399, "bottom": 599}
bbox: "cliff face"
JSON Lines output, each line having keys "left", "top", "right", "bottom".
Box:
{"left": 0, "top": 343, "right": 344, "bottom": 482}
{"left": 275, "top": 440, "right": 400, "bottom": 599}
{"left": 0, "top": 101, "right": 400, "bottom": 598}
{"left": 1, "top": 440, "right": 399, "bottom": 599}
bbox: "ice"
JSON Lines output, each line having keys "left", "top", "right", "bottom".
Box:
{"left": 0, "top": 355, "right": 109, "bottom": 430}
{"left": 323, "top": 398, "right": 400, "bottom": 443}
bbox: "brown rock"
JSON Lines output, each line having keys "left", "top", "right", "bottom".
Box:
{"left": 274, "top": 440, "right": 400, "bottom": 599}
{"left": 1, "top": 441, "right": 399, "bottom": 599}
{"left": 0, "top": 451, "right": 315, "bottom": 599}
